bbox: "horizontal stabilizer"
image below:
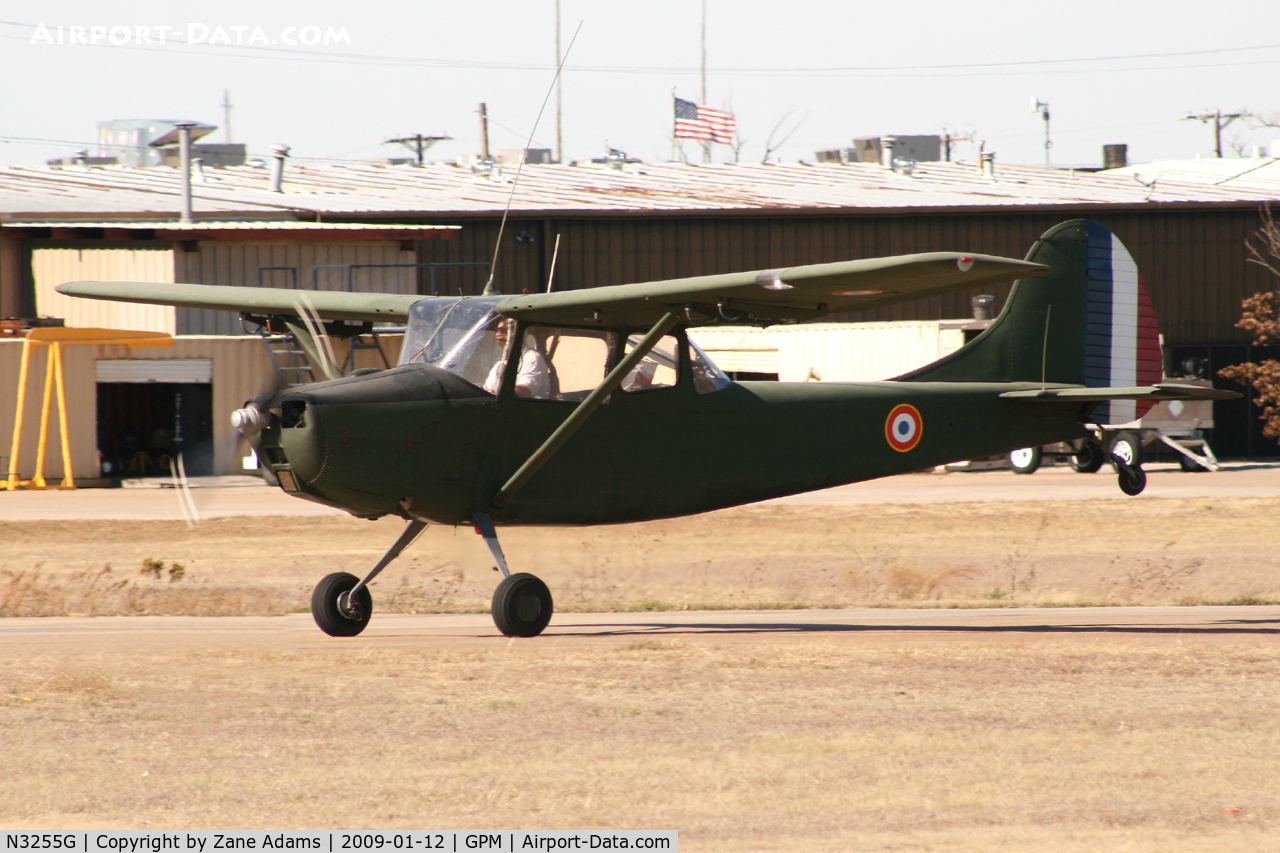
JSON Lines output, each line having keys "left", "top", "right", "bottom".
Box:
{"left": 1000, "top": 383, "right": 1240, "bottom": 403}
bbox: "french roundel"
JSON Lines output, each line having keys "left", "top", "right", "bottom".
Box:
{"left": 885, "top": 404, "right": 923, "bottom": 452}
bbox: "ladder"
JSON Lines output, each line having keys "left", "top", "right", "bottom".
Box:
{"left": 343, "top": 327, "right": 392, "bottom": 374}
{"left": 258, "top": 328, "right": 316, "bottom": 387}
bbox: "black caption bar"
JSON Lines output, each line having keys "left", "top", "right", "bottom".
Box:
{"left": 3, "top": 833, "right": 677, "bottom": 853}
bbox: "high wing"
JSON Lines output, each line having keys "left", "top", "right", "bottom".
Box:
{"left": 497, "top": 253, "right": 1045, "bottom": 327}
{"left": 54, "top": 281, "right": 421, "bottom": 324}
{"left": 56, "top": 251, "right": 1043, "bottom": 328}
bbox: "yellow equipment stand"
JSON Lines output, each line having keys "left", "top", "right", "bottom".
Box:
{"left": 4, "top": 328, "right": 172, "bottom": 490}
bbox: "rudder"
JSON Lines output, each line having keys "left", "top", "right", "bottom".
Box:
{"left": 898, "top": 220, "right": 1162, "bottom": 420}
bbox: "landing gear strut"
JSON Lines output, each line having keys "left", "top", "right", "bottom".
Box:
{"left": 475, "top": 511, "right": 554, "bottom": 637}
{"left": 310, "top": 518, "right": 428, "bottom": 637}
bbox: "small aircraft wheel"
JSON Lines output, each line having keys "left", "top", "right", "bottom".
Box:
{"left": 1007, "top": 447, "right": 1042, "bottom": 474}
{"left": 1179, "top": 454, "right": 1210, "bottom": 473}
{"left": 492, "top": 573, "right": 554, "bottom": 638}
{"left": 311, "top": 572, "right": 373, "bottom": 637}
{"left": 1070, "top": 440, "right": 1106, "bottom": 473}
{"left": 1108, "top": 432, "right": 1142, "bottom": 469}
{"left": 1117, "top": 464, "right": 1147, "bottom": 496}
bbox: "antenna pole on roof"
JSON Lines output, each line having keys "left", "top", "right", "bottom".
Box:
{"left": 222, "top": 90, "right": 233, "bottom": 143}
{"left": 555, "top": 0, "right": 563, "bottom": 164}
{"left": 700, "top": 0, "right": 710, "bottom": 165}
{"left": 482, "top": 22, "right": 582, "bottom": 297}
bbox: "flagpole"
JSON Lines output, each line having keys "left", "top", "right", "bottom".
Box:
{"left": 671, "top": 86, "right": 677, "bottom": 162}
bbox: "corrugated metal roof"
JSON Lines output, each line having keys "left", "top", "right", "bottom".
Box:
{"left": 1103, "top": 158, "right": 1280, "bottom": 194}
{"left": 0, "top": 160, "right": 1274, "bottom": 220}
{"left": 0, "top": 219, "right": 456, "bottom": 232}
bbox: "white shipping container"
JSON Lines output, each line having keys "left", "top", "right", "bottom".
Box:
{"left": 690, "top": 321, "right": 967, "bottom": 382}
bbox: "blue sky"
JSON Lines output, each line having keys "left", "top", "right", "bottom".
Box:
{"left": 3, "top": 0, "right": 1279, "bottom": 169}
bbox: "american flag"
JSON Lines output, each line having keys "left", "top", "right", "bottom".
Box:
{"left": 674, "top": 97, "right": 736, "bottom": 144}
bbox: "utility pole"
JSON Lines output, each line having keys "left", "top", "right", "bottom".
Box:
{"left": 221, "top": 90, "right": 233, "bottom": 143}
{"left": 1185, "top": 109, "right": 1252, "bottom": 158}
{"left": 386, "top": 134, "right": 452, "bottom": 166}
{"left": 1030, "top": 97, "right": 1051, "bottom": 167}
{"left": 700, "top": 0, "right": 710, "bottom": 164}
{"left": 555, "top": 0, "right": 562, "bottom": 163}
{"left": 478, "top": 103, "right": 490, "bottom": 159}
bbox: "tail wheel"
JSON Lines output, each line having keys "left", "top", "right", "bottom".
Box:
{"left": 1007, "top": 447, "right": 1042, "bottom": 474}
{"left": 492, "top": 573, "right": 553, "bottom": 637}
{"left": 1070, "top": 440, "right": 1106, "bottom": 473}
{"left": 312, "top": 572, "right": 373, "bottom": 637}
{"left": 1118, "top": 464, "right": 1147, "bottom": 496}
{"left": 1109, "top": 432, "right": 1142, "bottom": 469}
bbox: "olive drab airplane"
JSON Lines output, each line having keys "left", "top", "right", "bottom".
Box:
{"left": 58, "top": 220, "right": 1236, "bottom": 639}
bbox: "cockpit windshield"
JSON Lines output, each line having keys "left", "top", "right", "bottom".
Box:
{"left": 398, "top": 295, "right": 732, "bottom": 394}
{"left": 398, "top": 297, "right": 505, "bottom": 389}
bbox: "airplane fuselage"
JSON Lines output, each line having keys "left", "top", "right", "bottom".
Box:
{"left": 256, "top": 365, "right": 1089, "bottom": 526}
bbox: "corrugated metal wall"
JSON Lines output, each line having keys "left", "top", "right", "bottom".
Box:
{"left": 175, "top": 241, "right": 417, "bottom": 334}
{"left": 0, "top": 333, "right": 403, "bottom": 481}
{"left": 31, "top": 247, "right": 176, "bottom": 332}
{"left": 422, "top": 207, "right": 1274, "bottom": 345}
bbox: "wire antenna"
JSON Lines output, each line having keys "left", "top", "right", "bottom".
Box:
{"left": 483, "top": 22, "right": 582, "bottom": 296}
{"left": 546, "top": 233, "right": 562, "bottom": 292}
{"left": 1040, "top": 305, "right": 1052, "bottom": 390}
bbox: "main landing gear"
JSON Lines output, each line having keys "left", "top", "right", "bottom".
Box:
{"left": 309, "top": 512, "right": 554, "bottom": 638}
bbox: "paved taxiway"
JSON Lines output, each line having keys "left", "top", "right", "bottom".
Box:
{"left": 5, "top": 606, "right": 1279, "bottom": 657}
{"left": 0, "top": 461, "right": 1276, "bottom": 521}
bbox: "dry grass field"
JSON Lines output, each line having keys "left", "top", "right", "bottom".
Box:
{"left": 3, "top": 622, "right": 1279, "bottom": 850}
{"left": 3, "top": 496, "right": 1280, "bottom": 849}
{"left": 2, "top": 496, "right": 1278, "bottom": 617}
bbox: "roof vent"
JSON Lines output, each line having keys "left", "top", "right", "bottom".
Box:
{"left": 980, "top": 151, "right": 995, "bottom": 180}
{"left": 269, "top": 144, "right": 290, "bottom": 193}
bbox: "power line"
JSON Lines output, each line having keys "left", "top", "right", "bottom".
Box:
{"left": 2, "top": 22, "right": 1279, "bottom": 77}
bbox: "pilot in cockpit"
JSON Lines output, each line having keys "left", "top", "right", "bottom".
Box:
{"left": 483, "top": 317, "right": 551, "bottom": 398}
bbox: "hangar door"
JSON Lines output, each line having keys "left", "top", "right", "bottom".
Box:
{"left": 96, "top": 359, "right": 214, "bottom": 477}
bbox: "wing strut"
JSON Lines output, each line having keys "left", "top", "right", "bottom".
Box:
{"left": 491, "top": 310, "right": 680, "bottom": 507}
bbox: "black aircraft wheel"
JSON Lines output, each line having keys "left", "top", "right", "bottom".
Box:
{"left": 492, "top": 573, "right": 554, "bottom": 638}
{"left": 1117, "top": 464, "right": 1147, "bottom": 497}
{"left": 311, "top": 572, "right": 373, "bottom": 637}
{"left": 1007, "top": 446, "right": 1042, "bottom": 474}
{"left": 1108, "top": 432, "right": 1142, "bottom": 470}
{"left": 1070, "top": 440, "right": 1106, "bottom": 474}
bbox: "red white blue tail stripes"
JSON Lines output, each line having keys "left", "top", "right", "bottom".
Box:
{"left": 1081, "top": 222, "right": 1162, "bottom": 425}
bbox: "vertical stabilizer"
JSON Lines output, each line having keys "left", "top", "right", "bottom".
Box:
{"left": 898, "top": 220, "right": 1163, "bottom": 421}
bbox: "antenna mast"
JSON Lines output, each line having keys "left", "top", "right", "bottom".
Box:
{"left": 555, "top": 0, "right": 563, "bottom": 163}
{"left": 700, "top": 0, "right": 709, "bottom": 164}
{"left": 222, "top": 90, "right": 233, "bottom": 143}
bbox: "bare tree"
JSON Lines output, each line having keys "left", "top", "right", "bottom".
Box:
{"left": 1218, "top": 203, "right": 1280, "bottom": 439}
{"left": 760, "top": 108, "right": 808, "bottom": 164}
{"left": 1251, "top": 110, "right": 1280, "bottom": 130}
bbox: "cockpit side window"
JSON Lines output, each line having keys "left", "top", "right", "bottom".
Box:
{"left": 522, "top": 327, "right": 616, "bottom": 401}
{"left": 621, "top": 334, "right": 679, "bottom": 392}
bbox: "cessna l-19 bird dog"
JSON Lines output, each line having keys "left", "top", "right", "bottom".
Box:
{"left": 59, "top": 221, "right": 1235, "bottom": 638}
